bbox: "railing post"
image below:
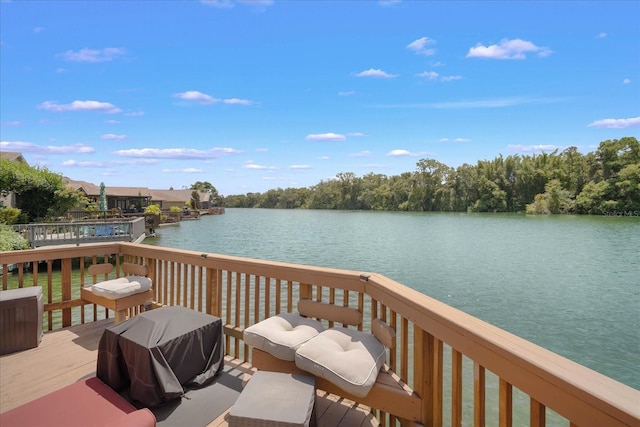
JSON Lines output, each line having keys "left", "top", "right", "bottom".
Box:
{"left": 61, "top": 258, "right": 72, "bottom": 327}
{"left": 206, "top": 267, "right": 219, "bottom": 317}
{"left": 414, "top": 326, "right": 431, "bottom": 427}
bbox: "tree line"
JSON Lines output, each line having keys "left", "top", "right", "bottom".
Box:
{"left": 224, "top": 137, "right": 640, "bottom": 215}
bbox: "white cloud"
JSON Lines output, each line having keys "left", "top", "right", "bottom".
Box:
{"left": 347, "top": 132, "right": 365, "bottom": 137}
{"left": 1, "top": 141, "right": 94, "bottom": 154}
{"left": 56, "top": 68, "right": 67, "bottom": 73}
{"left": 223, "top": 98, "right": 254, "bottom": 105}
{"left": 289, "top": 164, "right": 312, "bottom": 170}
{"left": 454, "top": 138, "right": 470, "bottom": 142}
{"left": 439, "top": 138, "right": 449, "bottom": 142}
{"left": 319, "top": 156, "right": 331, "bottom": 160}
{"left": 386, "top": 149, "right": 414, "bottom": 157}
{"left": 349, "top": 151, "right": 372, "bottom": 158}
{"left": 466, "top": 38, "right": 553, "bottom": 59}
{"left": 244, "top": 161, "right": 276, "bottom": 170}
{"left": 416, "top": 71, "right": 462, "bottom": 82}
{"left": 162, "top": 168, "right": 204, "bottom": 173}
{"left": 623, "top": 78, "right": 631, "bottom": 84}
{"left": 101, "top": 133, "right": 127, "bottom": 141}
{"left": 174, "top": 91, "right": 219, "bottom": 104}
{"left": 256, "top": 148, "right": 269, "bottom": 152}
{"left": 416, "top": 71, "right": 439, "bottom": 80}
{"left": 407, "top": 37, "right": 437, "bottom": 56}
{"left": 38, "top": 100, "right": 121, "bottom": 113}
{"left": 58, "top": 47, "right": 126, "bottom": 63}
{"left": 338, "top": 90, "right": 355, "bottom": 96}
{"left": 441, "top": 75, "right": 463, "bottom": 82}
{"left": 354, "top": 68, "right": 397, "bottom": 78}
{"left": 105, "top": 119, "right": 120, "bottom": 124}
{"left": 305, "top": 132, "right": 346, "bottom": 142}
{"left": 63, "top": 158, "right": 158, "bottom": 168}
{"left": 596, "top": 32, "right": 607, "bottom": 39}
{"left": 587, "top": 116, "right": 640, "bottom": 129}
{"left": 1, "top": 121, "right": 21, "bottom": 126}
{"left": 201, "top": 0, "right": 234, "bottom": 8}
{"left": 115, "top": 147, "right": 243, "bottom": 159}
{"left": 373, "top": 96, "right": 564, "bottom": 109}
{"left": 33, "top": 27, "right": 45, "bottom": 33}
{"left": 508, "top": 144, "right": 561, "bottom": 153}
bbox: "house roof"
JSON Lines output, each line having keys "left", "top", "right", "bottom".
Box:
{"left": 64, "top": 178, "right": 102, "bottom": 196}
{"left": 150, "top": 189, "right": 209, "bottom": 203}
{"left": 0, "top": 151, "right": 28, "bottom": 164}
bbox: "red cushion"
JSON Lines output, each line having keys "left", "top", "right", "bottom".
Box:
{"left": 0, "top": 377, "right": 156, "bottom": 427}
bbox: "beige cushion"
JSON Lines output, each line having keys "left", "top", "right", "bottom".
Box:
{"left": 243, "top": 313, "right": 325, "bottom": 361}
{"left": 88, "top": 276, "right": 152, "bottom": 300}
{"left": 294, "top": 327, "right": 386, "bottom": 398}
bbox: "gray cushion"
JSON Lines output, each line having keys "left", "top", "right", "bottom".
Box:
{"left": 294, "top": 327, "right": 386, "bottom": 398}
{"left": 229, "top": 371, "right": 315, "bottom": 427}
{"left": 243, "top": 313, "right": 324, "bottom": 361}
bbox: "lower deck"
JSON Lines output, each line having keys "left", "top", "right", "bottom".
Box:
{"left": 0, "top": 319, "right": 378, "bottom": 427}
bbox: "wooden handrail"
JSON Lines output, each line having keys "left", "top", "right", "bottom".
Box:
{"left": 1, "top": 243, "right": 638, "bottom": 427}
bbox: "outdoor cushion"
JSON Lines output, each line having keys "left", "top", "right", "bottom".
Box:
{"left": 243, "top": 312, "right": 324, "bottom": 361}
{"left": 294, "top": 327, "right": 386, "bottom": 398}
{"left": 89, "top": 276, "right": 152, "bottom": 300}
{"left": 0, "top": 377, "right": 156, "bottom": 427}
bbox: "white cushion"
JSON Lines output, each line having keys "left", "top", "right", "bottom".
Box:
{"left": 88, "top": 276, "right": 152, "bottom": 300}
{"left": 294, "top": 327, "right": 386, "bottom": 398}
{"left": 243, "top": 313, "right": 325, "bottom": 361}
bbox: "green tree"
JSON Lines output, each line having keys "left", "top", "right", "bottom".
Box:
{"left": 576, "top": 181, "right": 609, "bottom": 214}
{"left": 0, "top": 158, "right": 85, "bottom": 222}
{"left": 526, "top": 179, "right": 573, "bottom": 214}
{"left": 190, "top": 190, "right": 201, "bottom": 210}
{"left": 190, "top": 181, "right": 223, "bottom": 206}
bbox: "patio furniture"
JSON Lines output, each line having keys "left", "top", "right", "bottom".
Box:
{"left": 97, "top": 305, "right": 224, "bottom": 407}
{"left": 0, "top": 377, "right": 156, "bottom": 427}
{"left": 243, "top": 311, "right": 324, "bottom": 361}
{"left": 245, "top": 300, "right": 398, "bottom": 398}
{"left": 228, "top": 371, "right": 316, "bottom": 427}
{"left": 81, "top": 262, "right": 154, "bottom": 323}
{"left": 0, "top": 286, "right": 43, "bottom": 355}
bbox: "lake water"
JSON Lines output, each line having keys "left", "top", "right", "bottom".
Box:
{"left": 145, "top": 208, "right": 640, "bottom": 391}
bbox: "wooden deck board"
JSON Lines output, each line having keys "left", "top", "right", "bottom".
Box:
{"left": 1, "top": 320, "right": 380, "bottom": 426}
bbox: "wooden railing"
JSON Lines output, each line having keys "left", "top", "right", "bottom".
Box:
{"left": 10, "top": 217, "right": 146, "bottom": 248}
{"left": 1, "top": 243, "right": 638, "bottom": 427}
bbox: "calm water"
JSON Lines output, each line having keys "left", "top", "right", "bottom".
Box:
{"left": 145, "top": 209, "right": 640, "bottom": 390}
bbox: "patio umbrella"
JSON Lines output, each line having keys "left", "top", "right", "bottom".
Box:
{"left": 99, "top": 182, "right": 107, "bottom": 211}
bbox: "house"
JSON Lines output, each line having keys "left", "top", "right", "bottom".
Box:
{"left": 64, "top": 179, "right": 211, "bottom": 212}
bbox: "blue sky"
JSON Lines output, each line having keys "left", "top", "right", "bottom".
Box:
{"left": 1, "top": 0, "right": 639, "bottom": 196}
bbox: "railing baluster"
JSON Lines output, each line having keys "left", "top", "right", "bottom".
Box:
{"left": 474, "top": 363, "right": 486, "bottom": 427}
{"left": 499, "top": 378, "right": 513, "bottom": 427}
{"left": 47, "top": 260, "right": 53, "bottom": 330}
{"left": 530, "top": 398, "right": 546, "bottom": 427}
{"left": 452, "top": 349, "right": 463, "bottom": 427}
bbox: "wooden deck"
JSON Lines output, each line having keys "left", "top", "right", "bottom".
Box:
{"left": 0, "top": 320, "right": 379, "bottom": 427}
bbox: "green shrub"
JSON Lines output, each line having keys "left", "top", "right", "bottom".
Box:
{"left": 0, "top": 224, "right": 30, "bottom": 251}
{"left": 0, "top": 207, "right": 22, "bottom": 225}
{"left": 144, "top": 204, "right": 162, "bottom": 215}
